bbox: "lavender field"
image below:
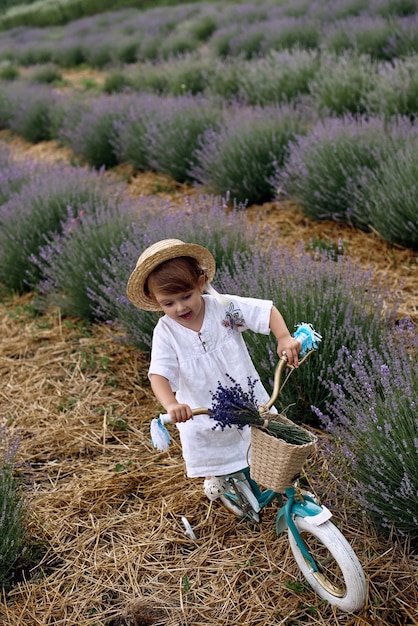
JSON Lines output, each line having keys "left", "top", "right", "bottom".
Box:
{"left": 0, "top": 0, "right": 417, "bottom": 247}
{"left": 0, "top": 1, "right": 417, "bottom": 624}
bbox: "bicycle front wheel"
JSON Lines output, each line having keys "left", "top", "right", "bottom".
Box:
{"left": 288, "top": 517, "right": 367, "bottom": 612}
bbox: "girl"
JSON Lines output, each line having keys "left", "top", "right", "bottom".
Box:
{"left": 126, "top": 239, "right": 302, "bottom": 500}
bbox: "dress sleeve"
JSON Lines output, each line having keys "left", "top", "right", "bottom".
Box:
{"left": 221, "top": 294, "right": 273, "bottom": 335}
{"left": 148, "top": 320, "right": 180, "bottom": 392}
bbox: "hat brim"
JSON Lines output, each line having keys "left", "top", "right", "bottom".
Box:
{"left": 126, "top": 239, "right": 216, "bottom": 311}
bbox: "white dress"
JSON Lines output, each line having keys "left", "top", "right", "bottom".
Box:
{"left": 149, "top": 294, "right": 274, "bottom": 477}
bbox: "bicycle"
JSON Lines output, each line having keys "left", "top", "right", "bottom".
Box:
{"left": 152, "top": 329, "right": 367, "bottom": 613}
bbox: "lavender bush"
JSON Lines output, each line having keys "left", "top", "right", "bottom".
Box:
{"left": 353, "top": 142, "right": 418, "bottom": 248}
{"left": 352, "top": 15, "right": 411, "bottom": 59}
{"left": 0, "top": 163, "right": 123, "bottom": 293}
{"left": 263, "top": 17, "right": 320, "bottom": 52}
{"left": 192, "top": 105, "right": 308, "bottom": 206}
{"left": 364, "top": 55, "right": 418, "bottom": 118}
{"left": 29, "top": 62, "right": 63, "bottom": 85}
{"left": 112, "top": 93, "right": 221, "bottom": 181}
{"left": 0, "top": 144, "right": 34, "bottom": 205}
{"left": 59, "top": 94, "right": 132, "bottom": 168}
{"left": 128, "top": 61, "right": 172, "bottom": 95}
{"left": 0, "top": 423, "right": 27, "bottom": 589}
{"left": 32, "top": 198, "right": 134, "bottom": 320}
{"left": 313, "top": 322, "right": 417, "bottom": 537}
{"left": 112, "top": 94, "right": 162, "bottom": 172}
{"left": 159, "top": 31, "right": 200, "bottom": 60}
{"left": 194, "top": 57, "right": 242, "bottom": 100}
{"left": 159, "top": 56, "right": 215, "bottom": 97}
{"left": 214, "top": 243, "right": 398, "bottom": 422}
{"left": 274, "top": 115, "right": 414, "bottom": 227}
{"left": 0, "top": 81, "right": 60, "bottom": 142}
{"left": 144, "top": 95, "right": 223, "bottom": 184}
{"left": 322, "top": 15, "right": 411, "bottom": 60}
{"left": 309, "top": 53, "right": 378, "bottom": 116}
{"left": 236, "top": 49, "right": 319, "bottom": 106}
{"left": 0, "top": 62, "right": 19, "bottom": 81}
{"left": 0, "top": 81, "right": 14, "bottom": 128}
{"left": 91, "top": 195, "right": 259, "bottom": 350}
{"left": 103, "top": 70, "right": 134, "bottom": 94}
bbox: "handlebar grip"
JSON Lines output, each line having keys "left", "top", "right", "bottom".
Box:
{"left": 160, "top": 413, "right": 172, "bottom": 425}
{"left": 160, "top": 407, "right": 209, "bottom": 424}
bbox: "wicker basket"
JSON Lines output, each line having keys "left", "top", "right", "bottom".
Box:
{"left": 250, "top": 413, "right": 316, "bottom": 492}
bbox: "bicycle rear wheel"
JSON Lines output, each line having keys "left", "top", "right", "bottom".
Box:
{"left": 219, "top": 477, "right": 261, "bottom": 523}
{"left": 288, "top": 517, "right": 367, "bottom": 612}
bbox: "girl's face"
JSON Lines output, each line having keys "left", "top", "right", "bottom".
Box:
{"left": 152, "top": 275, "right": 206, "bottom": 330}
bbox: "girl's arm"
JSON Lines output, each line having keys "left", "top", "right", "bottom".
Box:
{"left": 150, "top": 373, "right": 193, "bottom": 422}
{"left": 269, "top": 306, "right": 302, "bottom": 367}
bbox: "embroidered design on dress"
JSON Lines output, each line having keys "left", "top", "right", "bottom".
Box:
{"left": 221, "top": 302, "right": 246, "bottom": 331}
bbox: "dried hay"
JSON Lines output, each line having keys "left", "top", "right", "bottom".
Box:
{"left": 0, "top": 295, "right": 417, "bottom": 626}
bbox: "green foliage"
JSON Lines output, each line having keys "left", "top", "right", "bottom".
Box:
{"left": 165, "top": 57, "right": 215, "bottom": 96}
{"left": 354, "top": 20, "right": 404, "bottom": 60}
{"left": 377, "top": 0, "right": 418, "bottom": 18}
{"left": 103, "top": 70, "right": 134, "bottom": 94}
{"left": 0, "top": 0, "right": 115, "bottom": 29}
{"left": 0, "top": 62, "right": 19, "bottom": 80}
{"left": 159, "top": 32, "right": 200, "bottom": 60}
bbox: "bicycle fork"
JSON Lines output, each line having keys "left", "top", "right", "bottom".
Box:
{"left": 276, "top": 487, "right": 332, "bottom": 572}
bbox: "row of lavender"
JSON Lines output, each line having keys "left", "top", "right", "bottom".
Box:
{"left": 1, "top": 0, "right": 417, "bottom": 66}
{"left": 0, "top": 82, "right": 416, "bottom": 248}
{"left": 3, "top": 48, "right": 418, "bottom": 121}
{"left": 0, "top": 142, "right": 416, "bottom": 536}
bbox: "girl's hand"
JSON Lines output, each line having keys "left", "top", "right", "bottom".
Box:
{"left": 277, "top": 337, "right": 302, "bottom": 367}
{"left": 166, "top": 402, "right": 193, "bottom": 423}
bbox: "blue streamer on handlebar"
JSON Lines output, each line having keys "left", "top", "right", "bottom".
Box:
{"left": 150, "top": 415, "right": 171, "bottom": 451}
{"left": 294, "top": 323, "right": 322, "bottom": 356}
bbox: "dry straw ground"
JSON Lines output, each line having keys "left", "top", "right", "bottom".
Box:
{"left": 0, "top": 132, "right": 417, "bottom": 625}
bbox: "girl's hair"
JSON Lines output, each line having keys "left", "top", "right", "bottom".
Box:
{"left": 145, "top": 256, "right": 205, "bottom": 300}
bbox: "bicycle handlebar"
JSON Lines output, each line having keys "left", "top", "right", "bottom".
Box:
{"left": 159, "top": 349, "right": 315, "bottom": 425}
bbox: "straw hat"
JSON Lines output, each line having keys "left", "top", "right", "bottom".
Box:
{"left": 126, "top": 239, "right": 216, "bottom": 310}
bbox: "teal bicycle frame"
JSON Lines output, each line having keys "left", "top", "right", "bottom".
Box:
{"left": 225, "top": 467, "right": 330, "bottom": 573}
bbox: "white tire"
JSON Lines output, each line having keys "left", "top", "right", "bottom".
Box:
{"left": 219, "top": 478, "right": 261, "bottom": 523}
{"left": 288, "top": 517, "right": 367, "bottom": 612}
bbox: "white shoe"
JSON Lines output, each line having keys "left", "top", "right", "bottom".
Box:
{"left": 204, "top": 476, "right": 228, "bottom": 501}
